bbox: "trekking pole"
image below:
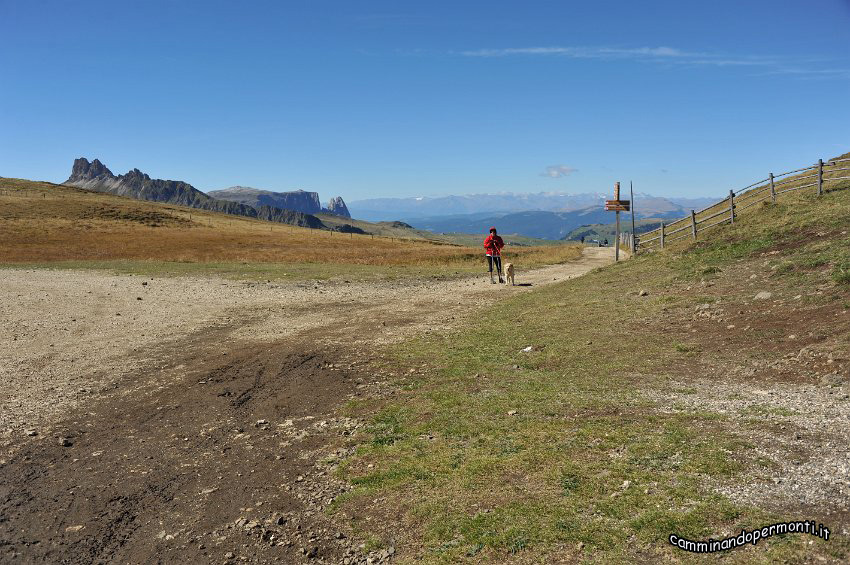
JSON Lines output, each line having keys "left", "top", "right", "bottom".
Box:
{"left": 489, "top": 249, "right": 495, "bottom": 284}
{"left": 498, "top": 250, "right": 504, "bottom": 283}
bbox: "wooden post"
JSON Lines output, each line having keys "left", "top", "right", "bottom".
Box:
{"left": 691, "top": 210, "right": 697, "bottom": 240}
{"left": 729, "top": 189, "right": 735, "bottom": 224}
{"left": 817, "top": 158, "right": 824, "bottom": 196}
{"left": 660, "top": 222, "right": 665, "bottom": 249}
{"left": 769, "top": 173, "right": 776, "bottom": 203}
{"left": 614, "top": 182, "right": 620, "bottom": 262}
{"left": 629, "top": 181, "right": 636, "bottom": 253}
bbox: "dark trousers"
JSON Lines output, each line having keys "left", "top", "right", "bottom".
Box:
{"left": 487, "top": 255, "right": 502, "bottom": 274}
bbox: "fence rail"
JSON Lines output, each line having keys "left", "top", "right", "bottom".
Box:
{"left": 636, "top": 157, "right": 850, "bottom": 252}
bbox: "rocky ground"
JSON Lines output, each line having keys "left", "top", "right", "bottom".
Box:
{"left": 640, "top": 256, "right": 850, "bottom": 540}
{"left": 0, "top": 248, "right": 614, "bottom": 564}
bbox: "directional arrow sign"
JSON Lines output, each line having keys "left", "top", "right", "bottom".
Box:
{"left": 605, "top": 199, "right": 630, "bottom": 211}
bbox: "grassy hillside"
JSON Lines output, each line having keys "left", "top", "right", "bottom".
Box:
{"left": 639, "top": 154, "right": 850, "bottom": 252}
{"left": 334, "top": 172, "right": 850, "bottom": 562}
{"left": 564, "top": 218, "right": 663, "bottom": 243}
{"left": 0, "top": 178, "right": 581, "bottom": 280}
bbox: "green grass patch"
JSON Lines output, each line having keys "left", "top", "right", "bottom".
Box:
{"left": 833, "top": 262, "right": 850, "bottom": 285}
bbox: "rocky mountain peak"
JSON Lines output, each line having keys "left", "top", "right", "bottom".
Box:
{"left": 326, "top": 196, "right": 350, "bottom": 218}
{"left": 68, "top": 157, "right": 115, "bottom": 182}
{"left": 123, "top": 168, "right": 151, "bottom": 182}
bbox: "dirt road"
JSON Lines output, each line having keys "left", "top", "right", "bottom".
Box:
{"left": 0, "top": 247, "right": 613, "bottom": 564}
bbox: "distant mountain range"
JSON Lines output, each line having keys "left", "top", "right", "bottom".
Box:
{"left": 208, "top": 186, "right": 350, "bottom": 217}
{"left": 357, "top": 193, "right": 718, "bottom": 240}
{"left": 348, "top": 192, "right": 607, "bottom": 221}
{"left": 63, "top": 158, "right": 353, "bottom": 230}
{"left": 347, "top": 192, "right": 717, "bottom": 223}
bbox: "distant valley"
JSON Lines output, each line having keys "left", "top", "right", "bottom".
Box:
{"left": 350, "top": 193, "right": 719, "bottom": 240}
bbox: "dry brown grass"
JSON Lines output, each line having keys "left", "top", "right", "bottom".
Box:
{"left": 0, "top": 178, "right": 580, "bottom": 272}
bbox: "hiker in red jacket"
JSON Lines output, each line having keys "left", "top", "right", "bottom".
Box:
{"left": 483, "top": 226, "right": 505, "bottom": 284}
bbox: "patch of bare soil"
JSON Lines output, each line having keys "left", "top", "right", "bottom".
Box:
{"left": 0, "top": 340, "right": 371, "bottom": 564}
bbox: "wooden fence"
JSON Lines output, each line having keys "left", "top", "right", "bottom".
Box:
{"left": 636, "top": 157, "right": 850, "bottom": 251}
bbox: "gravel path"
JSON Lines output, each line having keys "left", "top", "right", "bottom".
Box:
{"left": 645, "top": 375, "right": 850, "bottom": 528}
{"left": 0, "top": 247, "right": 614, "bottom": 439}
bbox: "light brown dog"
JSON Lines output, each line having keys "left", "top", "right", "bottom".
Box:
{"left": 503, "top": 262, "right": 515, "bottom": 286}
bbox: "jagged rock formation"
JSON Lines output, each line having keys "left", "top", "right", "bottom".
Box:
{"left": 64, "top": 158, "right": 325, "bottom": 229}
{"left": 210, "top": 186, "right": 351, "bottom": 218}
{"left": 208, "top": 186, "right": 323, "bottom": 215}
{"left": 325, "top": 196, "right": 351, "bottom": 218}
{"left": 380, "top": 221, "right": 413, "bottom": 229}
{"left": 331, "top": 223, "right": 366, "bottom": 234}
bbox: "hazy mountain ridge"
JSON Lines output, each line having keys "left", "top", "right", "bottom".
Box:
{"left": 348, "top": 192, "right": 608, "bottom": 221}
{"left": 349, "top": 191, "right": 718, "bottom": 223}
{"left": 404, "top": 197, "right": 716, "bottom": 239}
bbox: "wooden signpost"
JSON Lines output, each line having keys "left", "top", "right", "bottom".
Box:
{"left": 605, "top": 182, "right": 630, "bottom": 261}
{"left": 630, "top": 181, "right": 636, "bottom": 252}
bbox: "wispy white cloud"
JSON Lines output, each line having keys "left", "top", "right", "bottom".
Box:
{"left": 541, "top": 165, "right": 578, "bottom": 178}
{"left": 460, "top": 46, "right": 850, "bottom": 78}
{"left": 462, "top": 46, "right": 688, "bottom": 59}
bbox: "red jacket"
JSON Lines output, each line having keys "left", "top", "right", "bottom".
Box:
{"left": 483, "top": 234, "right": 504, "bottom": 256}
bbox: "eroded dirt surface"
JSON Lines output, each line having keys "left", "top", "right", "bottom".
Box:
{"left": 0, "top": 248, "right": 613, "bottom": 564}
{"left": 638, "top": 254, "right": 850, "bottom": 539}
{"left": 0, "top": 341, "right": 369, "bottom": 564}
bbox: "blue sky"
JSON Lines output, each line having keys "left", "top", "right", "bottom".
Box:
{"left": 1, "top": 0, "right": 849, "bottom": 201}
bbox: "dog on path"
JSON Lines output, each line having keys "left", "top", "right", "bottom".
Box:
{"left": 503, "top": 262, "right": 515, "bottom": 286}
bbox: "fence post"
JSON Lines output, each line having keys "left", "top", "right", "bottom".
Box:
{"left": 817, "top": 159, "right": 823, "bottom": 196}
{"left": 769, "top": 173, "right": 776, "bottom": 203}
{"left": 729, "top": 189, "right": 735, "bottom": 224}
{"left": 660, "top": 222, "right": 665, "bottom": 249}
{"left": 691, "top": 210, "right": 697, "bottom": 240}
